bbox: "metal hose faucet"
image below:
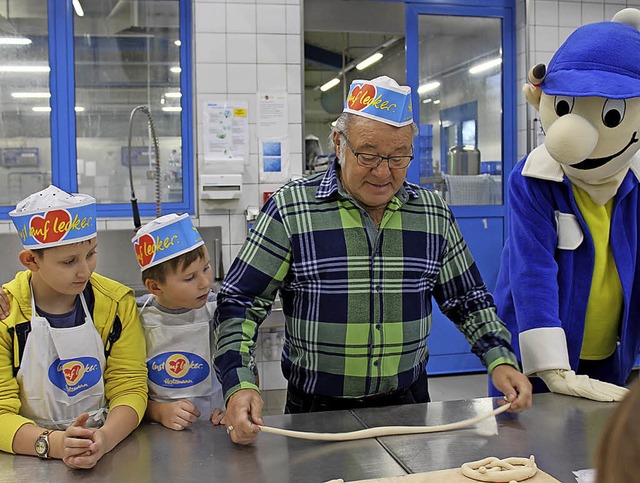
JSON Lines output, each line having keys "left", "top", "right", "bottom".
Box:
{"left": 127, "top": 105, "right": 161, "bottom": 230}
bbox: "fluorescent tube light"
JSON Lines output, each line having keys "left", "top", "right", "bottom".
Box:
{"left": 165, "top": 92, "right": 182, "bottom": 98}
{"left": 32, "top": 106, "right": 51, "bottom": 112}
{"left": 469, "top": 58, "right": 502, "bottom": 74}
{"left": 170, "top": 66, "right": 182, "bottom": 73}
{"left": 0, "top": 37, "right": 32, "bottom": 45}
{"left": 11, "top": 92, "right": 51, "bottom": 99}
{"left": 356, "top": 52, "right": 383, "bottom": 71}
{"left": 320, "top": 78, "right": 340, "bottom": 92}
{"left": 72, "top": 0, "right": 85, "bottom": 17}
{"left": 422, "top": 98, "right": 432, "bottom": 104}
{"left": 433, "top": 100, "right": 441, "bottom": 105}
{"left": 0, "top": 65, "right": 50, "bottom": 73}
{"left": 162, "top": 106, "right": 182, "bottom": 112}
{"left": 75, "top": 106, "right": 85, "bottom": 112}
{"left": 417, "top": 81, "right": 440, "bottom": 94}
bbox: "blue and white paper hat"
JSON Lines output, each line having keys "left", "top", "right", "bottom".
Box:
{"left": 343, "top": 76, "right": 413, "bottom": 127}
{"left": 9, "top": 185, "right": 97, "bottom": 249}
{"left": 132, "top": 213, "right": 204, "bottom": 270}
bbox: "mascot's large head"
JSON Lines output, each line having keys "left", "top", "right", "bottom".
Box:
{"left": 524, "top": 8, "right": 640, "bottom": 203}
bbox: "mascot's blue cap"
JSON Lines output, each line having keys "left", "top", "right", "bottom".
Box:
{"left": 542, "top": 21, "right": 640, "bottom": 99}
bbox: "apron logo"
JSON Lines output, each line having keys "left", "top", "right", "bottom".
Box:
{"left": 29, "top": 209, "right": 71, "bottom": 244}
{"left": 63, "top": 362, "right": 85, "bottom": 385}
{"left": 167, "top": 354, "right": 189, "bottom": 378}
{"left": 134, "top": 233, "right": 156, "bottom": 267}
{"left": 347, "top": 83, "right": 377, "bottom": 111}
{"left": 48, "top": 357, "right": 102, "bottom": 396}
{"left": 147, "top": 351, "right": 210, "bottom": 389}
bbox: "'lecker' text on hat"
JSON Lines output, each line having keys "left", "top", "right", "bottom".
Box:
{"left": 9, "top": 185, "right": 97, "bottom": 249}
{"left": 343, "top": 76, "right": 413, "bottom": 127}
{"left": 132, "top": 213, "right": 204, "bottom": 270}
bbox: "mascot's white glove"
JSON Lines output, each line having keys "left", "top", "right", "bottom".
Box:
{"left": 537, "top": 369, "right": 628, "bottom": 402}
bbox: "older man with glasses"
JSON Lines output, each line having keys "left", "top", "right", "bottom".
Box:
{"left": 214, "top": 76, "right": 532, "bottom": 445}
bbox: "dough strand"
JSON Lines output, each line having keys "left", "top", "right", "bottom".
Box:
{"left": 460, "top": 455, "right": 537, "bottom": 482}
{"left": 258, "top": 402, "right": 511, "bottom": 441}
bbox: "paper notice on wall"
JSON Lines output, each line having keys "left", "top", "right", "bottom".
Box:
{"left": 260, "top": 138, "right": 289, "bottom": 183}
{"left": 203, "top": 101, "right": 249, "bottom": 163}
{"left": 258, "top": 93, "right": 288, "bottom": 139}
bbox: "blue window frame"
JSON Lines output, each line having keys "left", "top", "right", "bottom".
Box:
{"left": 0, "top": 0, "right": 194, "bottom": 219}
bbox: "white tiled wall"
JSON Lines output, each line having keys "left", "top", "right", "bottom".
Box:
{"left": 193, "top": 0, "right": 304, "bottom": 273}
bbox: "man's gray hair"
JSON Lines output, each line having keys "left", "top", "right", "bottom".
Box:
{"left": 328, "top": 113, "right": 419, "bottom": 167}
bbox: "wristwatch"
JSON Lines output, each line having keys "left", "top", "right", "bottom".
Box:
{"left": 35, "top": 429, "right": 54, "bottom": 459}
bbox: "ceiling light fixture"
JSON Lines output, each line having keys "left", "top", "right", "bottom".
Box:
{"left": 75, "top": 106, "right": 85, "bottom": 112}
{"left": 356, "top": 52, "right": 383, "bottom": 71}
{"left": 174, "top": 40, "right": 181, "bottom": 47}
{"left": 11, "top": 92, "right": 51, "bottom": 99}
{"left": 32, "top": 106, "right": 51, "bottom": 112}
{"left": 0, "top": 37, "right": 32, "bottom": 45}
{"left": 162, "top": 106, "right": 182, "bottom": 112}
{"left": 469, "top": 57, "right": 502, "bottom": 74}
{"left": 433, "top": 100, "right": 441, "bottom": 105}
{"left": 0, "top": 65, "right": 50, "bottom": 73}
{"left": 315, "top": 36, "right": 402, "bottom": 91}
{"left": 164, "top": 92, "right": 182, "bottom": 98}
{"left": 417, "top": 81, "right": 440, "bottom": 95}
{"left": 320, "top": 78, "right": 340, "bottom": 92}
{"left": 72, "top": 0, "right": 85, "bottom": 17}
{"left": 170, "top": 66, "right": 182, "bottom": 73}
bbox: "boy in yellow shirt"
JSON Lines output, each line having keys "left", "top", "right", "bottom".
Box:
{"left": 0, "top": 185, "right": 147, "bottom": 469}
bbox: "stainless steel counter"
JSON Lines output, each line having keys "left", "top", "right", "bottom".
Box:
{"left": 0, "top": 393, "right": 613, "bottom": 483}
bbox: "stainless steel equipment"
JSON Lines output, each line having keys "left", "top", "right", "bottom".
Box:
{"left": 0, "top": 393, "right": 613, "bottom": 482}
{"left": 447, "top": 145, "right": 480, "bottom": 175}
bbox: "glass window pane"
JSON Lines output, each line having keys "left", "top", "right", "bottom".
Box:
{"left": 74, "top": 0, "right": 183, "bottom": 204}
{"left": 0, "top": 5, "right": 51, "bottom": 205}
{"left": 417, "top": 15, "right": 503, "bottom": 206}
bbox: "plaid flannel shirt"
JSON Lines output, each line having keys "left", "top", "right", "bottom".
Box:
{"left": 214, "top": 161, "right": 517, "bottom": 401}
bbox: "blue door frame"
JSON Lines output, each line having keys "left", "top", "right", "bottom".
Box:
{"left": 405, "top": 0, "right": 517, "bottom": 222}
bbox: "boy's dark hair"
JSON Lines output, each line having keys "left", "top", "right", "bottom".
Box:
{"left": 142, "top": 244, "right": 207, "bottom": 284}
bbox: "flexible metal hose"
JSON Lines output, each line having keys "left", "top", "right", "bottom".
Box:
{"left": 127, "top": 105, "right": 162, "bottom": 229}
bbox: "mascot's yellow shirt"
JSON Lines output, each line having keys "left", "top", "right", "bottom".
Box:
{"left": 572, "top": 185, "right": 622, "bottom": 360}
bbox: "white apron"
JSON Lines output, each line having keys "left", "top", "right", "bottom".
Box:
{"left": 17, "top": 292, "right": 107, "bottom": 430}
{"left": 140, "top": 297, "right": 223, "bottom": 418}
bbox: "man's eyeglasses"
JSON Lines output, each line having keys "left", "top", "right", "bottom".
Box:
{"left": 340, "top": 134, "right": 413, "bottom": 170}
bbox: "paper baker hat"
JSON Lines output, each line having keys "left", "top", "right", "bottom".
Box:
{"left": 343, "top": 76, "right": 413, "bottom": 127}
{"left": 9, "top": 185, "right": 97, "bottom": 249}
{"left": 132, "top": 213, "right": 204, "bottom": 270}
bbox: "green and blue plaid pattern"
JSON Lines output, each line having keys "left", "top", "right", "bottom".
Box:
{"left": 214, "top": 161, "right": 517, "bottom": 400}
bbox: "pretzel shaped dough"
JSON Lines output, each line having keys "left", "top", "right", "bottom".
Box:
{"left": 460, "top": 455, "right": 537, "bottom": 482}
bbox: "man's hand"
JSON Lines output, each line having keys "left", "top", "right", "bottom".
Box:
{"left": 490, "top": 364, "right": 533, "bottom": 412}
{"left": 224, "top": 389, "right": 263, "bottom": 445}
{"left": 538, "top": 369, "right": 628, "bottom": 402}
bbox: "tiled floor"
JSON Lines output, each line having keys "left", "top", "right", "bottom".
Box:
{"left": 261, "top": 372, "right": 488, "bottom": 416}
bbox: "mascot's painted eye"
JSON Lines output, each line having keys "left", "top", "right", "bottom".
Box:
{"left": 601, "top": 99, "right": 626, "bottom": 128}
{"left": 554, "top": 96, "right": 574, "bottom": 117}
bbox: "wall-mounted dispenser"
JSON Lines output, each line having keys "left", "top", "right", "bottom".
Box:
{"left": 200, "top": 174, "right": 242, "bottom": 200}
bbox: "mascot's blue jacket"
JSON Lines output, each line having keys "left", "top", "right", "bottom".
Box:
{"left": 490, "top": 153, "right": 640, "bottom": 394}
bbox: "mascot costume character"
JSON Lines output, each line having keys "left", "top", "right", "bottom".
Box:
{"left": 490, "top": 9, "right": 640, "bottom": 401}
